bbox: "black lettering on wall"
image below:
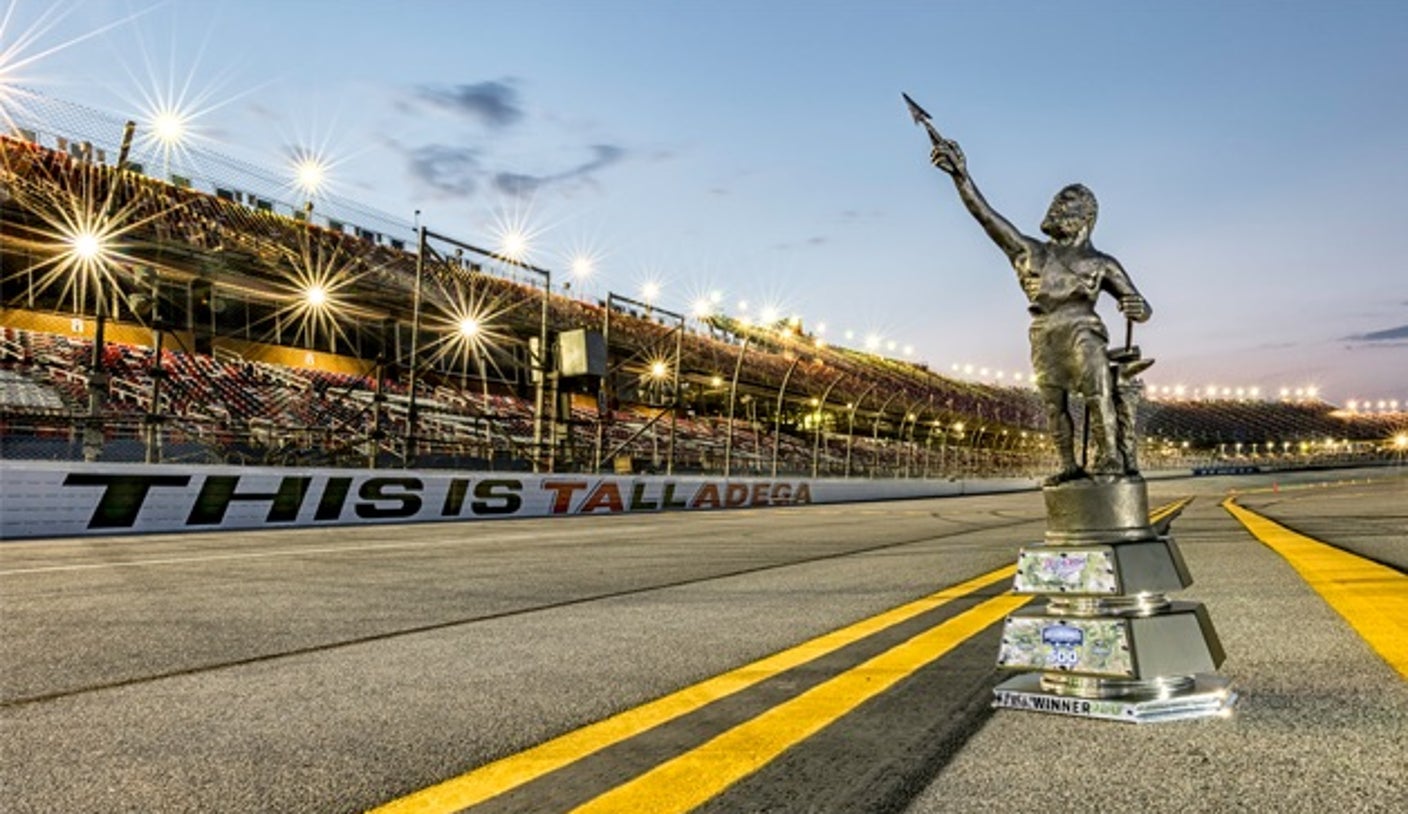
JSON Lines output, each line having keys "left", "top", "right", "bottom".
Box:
{"left": 187, "top": 476, "right": 312, "bottom": 525}
{"left": 316, "top": 477, "right": 354, "bottom": 521}
{"left": 471, "top": 479, "right": 522, "bottom": 515}
{"left": 64, "top": 473, "right": 191, "bottom": 529}
{"left": 442, "top": 478, "right": 471, "bottom": 517}
{"left": 355, "top": 477, "right": 423, "bottom": 519}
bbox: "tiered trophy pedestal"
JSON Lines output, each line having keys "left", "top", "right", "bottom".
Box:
{"left": 992, "top": 477, "right": 1237, "bottom": 723}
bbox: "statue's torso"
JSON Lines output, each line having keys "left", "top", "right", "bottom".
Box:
{"left": 1019, "top": 243, "right": 1111, "bottom": 393}
{"left": 1018, "top": 243, "right": 1104, "bottom": 317}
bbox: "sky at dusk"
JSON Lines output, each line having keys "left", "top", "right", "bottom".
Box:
{"left": 3, "top": 0, "right": 1406, "bottom": 404}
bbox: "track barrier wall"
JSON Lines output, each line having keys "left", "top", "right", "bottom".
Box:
{"left": 0, "top": 460, "right": 1046, "bottom": 541}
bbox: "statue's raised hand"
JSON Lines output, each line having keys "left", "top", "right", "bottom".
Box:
{"left": 929, "top": 138, "right": 966, "bottom": 177}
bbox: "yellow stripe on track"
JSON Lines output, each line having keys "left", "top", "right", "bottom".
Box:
{"left": 570, "top": 592, "right": 1029, "bottom": 814}
{"left": 370, "top": 499, "right": 1189, "bottom": 813}
{"left": 1224, "top": 498, "right": 1408, "bottom": 680}
{"left": 367, "top": 565, "right": 1015, "bottom": 814}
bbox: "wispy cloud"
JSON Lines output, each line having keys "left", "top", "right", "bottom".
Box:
{"left": 415, "top": 80, "right": 523, "bottom": 129}
{"left": 492, "top": 144, "right": 627, "bottom": 197}
{"left": 1347, "top": 323, "right": 1408, "bottom": 342}
{"left": 404, "top": 144, "right": 484, "bottom": 197}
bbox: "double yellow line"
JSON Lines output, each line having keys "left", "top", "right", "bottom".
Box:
{"left": 372, "top": 500, "right": 1188, "bottom": 814}
{"left": 1224, "top": 498, "right": 1408, "bottom": 679}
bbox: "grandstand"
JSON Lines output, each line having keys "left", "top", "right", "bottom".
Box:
{"left": 2, "top": 92, "right": 1404, "bottom": 477}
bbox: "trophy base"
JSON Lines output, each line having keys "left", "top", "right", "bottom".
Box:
{"left": 1043, "top": 477, "right": 1152, "bottom": 544}
{"left": 992, "top": 672, "right": 1236, "bottom": 724}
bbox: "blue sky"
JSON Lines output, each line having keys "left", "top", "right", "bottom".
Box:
{"left": 5, "top": 0, "right": 1406, "bottom": 404}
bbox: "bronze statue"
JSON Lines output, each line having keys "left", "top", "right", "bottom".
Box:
{"left": 906, "top": 94, "right": 1151, "bottom": 485}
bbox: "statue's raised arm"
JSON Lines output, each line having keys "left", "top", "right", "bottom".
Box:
{"left": 905, "top": 92, "right": 1154, "bottom": 484}
{"left": 929, "top": 138, "right": 1034, "bottom": 265}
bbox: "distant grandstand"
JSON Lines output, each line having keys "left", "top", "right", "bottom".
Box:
{"left": 2, "top": 92, "right": 1404, "bottom": 477}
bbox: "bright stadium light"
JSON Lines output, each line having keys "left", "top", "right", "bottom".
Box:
{"left": 458, "top": 316, "right": 481, "bottom": 339}
{"left": 692, "top": 298, "right": 712, "bottom": 318}
{"left": 760, "top": 305, "right": 779, "bottom": 324}
{"left": 1395, "top": 433, "right": 1408, "bottom": 450}
{"left": 293, "top": 154, "right": 327, "bottom": 197}
{"left": 650, "top": 360, "right": 668, "bottom": 379}
{"left": 815, "top": 322, "right": 827, "bottom": 335}
{"left": 70, "top": 230, "right": 104, "bottom": 261}
{"left": 151, "top": 108, "right": 187, "bottom": 146}
{"left": 641, "top": 280, "right": 661, "bottom": 304}
{"left": 711, "top": 374, "right": 723, "bottom": 388}
{"left": 304, "top": 284, "right": 328, "bottom": 308}
{"left": 500, "top": 230, "right": 529, "bottom": 261}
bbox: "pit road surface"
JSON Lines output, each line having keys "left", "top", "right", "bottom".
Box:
{"left": 2, "top": 467, "right": 1404, "bottom": 813}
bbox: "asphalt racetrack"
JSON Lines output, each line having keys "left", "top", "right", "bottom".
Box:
{"left": 2, "top": 467, "right": 1405, "bottom": 813}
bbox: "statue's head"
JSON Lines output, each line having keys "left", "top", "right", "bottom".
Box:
{"left": 1041, "top": 184, "right": 1098, "bottom": 242}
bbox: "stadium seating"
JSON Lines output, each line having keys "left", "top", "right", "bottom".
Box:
{"left": 3, "top": 132, "right": 1403, "bottom": 475}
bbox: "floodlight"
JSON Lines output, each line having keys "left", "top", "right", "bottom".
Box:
{"left": 294, "top": 156, "right": 326, "bottom": 196}
{"left": 500, "top": 231, "right": 528, "bottom": 260}
{"left": 71, "top": 231, "right": 103, "bottom": 261}
{"left": 151, "top": 109, "right": 187, "bottom": 146}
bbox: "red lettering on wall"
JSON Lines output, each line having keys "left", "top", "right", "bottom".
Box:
{"left": 542, "top": 480, "right": 589, "bottom": 514}
{"left": 580, "top": 482, "right": 625, "bottom": 513}
{"left": 691, "top": 483, "right": 722, "bottom": 509}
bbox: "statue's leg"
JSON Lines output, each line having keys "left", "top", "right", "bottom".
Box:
{"left": 1087, "top": 371, "right": 1123, "bottom": 476}
{"left": 1041, "top": 385, "right": 1082, "bottom": 484}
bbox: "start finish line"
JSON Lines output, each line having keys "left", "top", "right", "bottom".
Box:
{"left": 0, "top": 461, "right": 1035, "bottom": 540}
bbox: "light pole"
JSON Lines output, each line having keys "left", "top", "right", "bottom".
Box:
{"left": 597, "top": 293, "right": 686, "bottom": 475}
{"left": 770, "top": 355, "right": 804, "bottom": 478}
{"left": 723, "top": 336, "right": 751, "bottom": 478}
{"left": 404, "top": 226, "right": 428, "bottom": 467}
{"left": 812, "top": 373, "right": 847, "bottom": 478}
{"left": 844, "top": 382, "right": 879, "bottom": 479}
{"left": 871, "top": 390, "right": 902, "bottom": 478}
{"left": 408, "top": 229, "right": 553, "bottom": 470}
{"left": 901, "top": 408, "right": 920, "bottom": 478}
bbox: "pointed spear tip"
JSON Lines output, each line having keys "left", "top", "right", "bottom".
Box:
{"left": 901, "top": 92, "right": 931, "bottom": 124}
